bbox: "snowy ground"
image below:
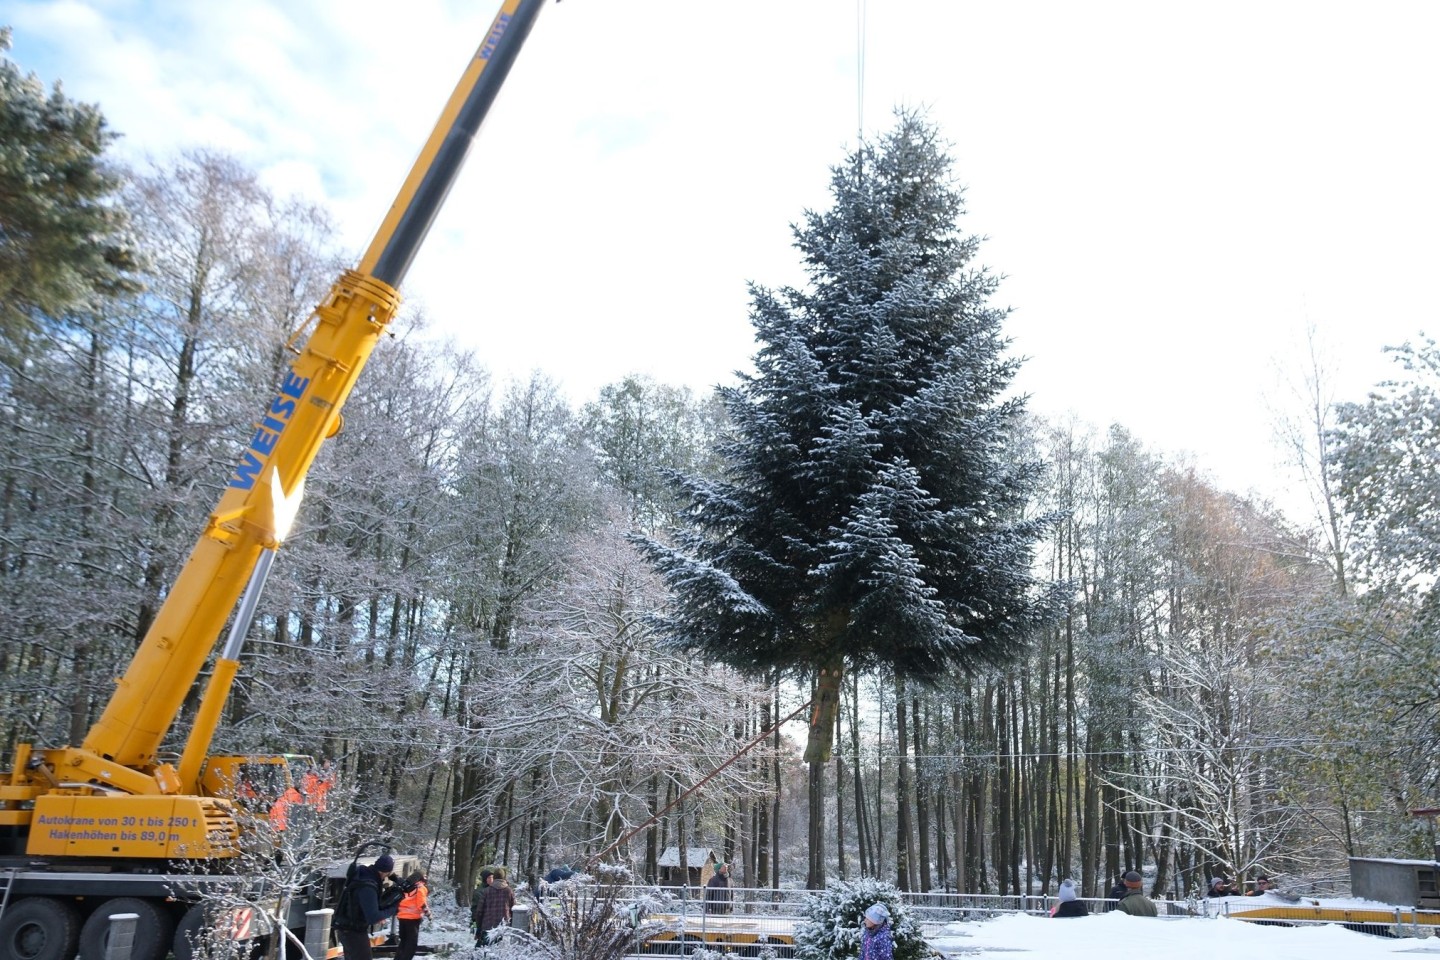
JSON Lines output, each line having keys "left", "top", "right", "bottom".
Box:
{"left": 929, "top": 912, "right": 1440, "bottom": 960}
{"left": 409, "top": 893, "right": 1440, "bottom": 959}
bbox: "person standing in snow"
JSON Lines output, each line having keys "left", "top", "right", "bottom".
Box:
{"left": 1050, "top": 878, "right": 1089, "bottom": 917}
{"left": 860, "top": 902, "right": 895, "bottom": 960}
{"left": 705, "top": 862, "right": 733, "bottom": 915}
{"left": 1108, "top": 875, "right": 1128, "bottom": 907}
{"left": 333, "top": 854, "right": 402, "bottom": 960}
{"left": 473, "top": 869, "right": 515, "bottom": 944}
{"left": 395, "top": 870, "right": 430, "bottom": 960}
{"left": 1116, "top": 870, "right": 1158, "bottom": 917}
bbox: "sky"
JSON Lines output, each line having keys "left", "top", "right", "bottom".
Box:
{"left": 7, "top": 0, "right": 1440, "bottom": 518}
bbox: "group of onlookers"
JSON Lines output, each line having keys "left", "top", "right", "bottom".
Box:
{"left": 1049, "top": 871, "right": 1276, "bottom": 918}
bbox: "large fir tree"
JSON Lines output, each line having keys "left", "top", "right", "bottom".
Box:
{"left": 640, "top": 111, "right": 1064, "bottom": 887}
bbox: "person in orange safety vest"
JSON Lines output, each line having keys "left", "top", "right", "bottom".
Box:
{"left": 395, "top": 871, "right": 430, "bottom": 960}
{"left": 301, "top": 764, "right": 335, "bottom": 813}
{"left": 268, "top": 785, "right": 304, "bottom": 831}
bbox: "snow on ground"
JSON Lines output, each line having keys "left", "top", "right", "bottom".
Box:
{"left": 412, "top": 891, "right": 1440, "bottom": 959}
{"left": 930, "top": 911, "right": 1440, "bottom": 960}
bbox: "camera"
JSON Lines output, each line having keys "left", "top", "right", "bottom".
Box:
{"left": 378, "top": 873, "right": 418, "bottom": 910}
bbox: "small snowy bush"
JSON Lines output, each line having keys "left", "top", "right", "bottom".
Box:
{"left": 484, "top": 864, "right": 667, "bottom": 960}
{"left": 791, "top": 878, "right": 928, "bottom": 960}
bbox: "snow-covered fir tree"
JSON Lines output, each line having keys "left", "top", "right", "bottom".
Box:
{"left": 639, "top": 111, "right": 1064, "bottom": 887}
{"left": 791, "top": 877, "right": 927, "bottom": 960}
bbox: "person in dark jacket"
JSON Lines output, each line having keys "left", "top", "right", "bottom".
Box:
{"left": 544, "top": 864, "right": 575, "bottom": 885}
{"left": 1245, "top": 875, "right": 1273, "bottom": 896}
{"left": 1116, "top": 870, "right": 1158, "bottom": 917}
{"left": 473, "top": 869, "right": 515, "bottom": 944}
{"left": 1106, "top": 876, "right": 1128, "bottom": 912}
{"left": 704, "top": 863, "right": 733, "bottom": 915}
{"left": 1051, "top": 878, "right": 1089, "bottom": 917}
{"left": 1207, "top": 876, "right": 1238, "bottom": 897}
{"left": 334, "top": 854, "right": 401, "bottom": 960}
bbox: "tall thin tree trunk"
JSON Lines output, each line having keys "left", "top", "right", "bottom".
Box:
{"left": 804, "top": 660, "right": 844, "bottom": 889}
{"left": 894, "top": 674, "right": 913, "bottom": 892}
{"left": 771, "top": 674, "right": 782, "bottom": 890}
{"left": 835, "top": 706, "right": 848, "bottom": 879}
{"left": 914, "top": 694, "right": 932, "bottom": 892}
{"left": 849, "top": 673, "right": 872, "bottom": 877}
{"left": 807, "top": 760, "right": 825, "bottom": 889}
{"left": 756, "top": 696, "right": 771, "bottom": 887}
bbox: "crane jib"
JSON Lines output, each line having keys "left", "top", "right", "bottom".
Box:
{"left": 229, "top": 369, "right": 311, "bottom": 490}
{"left": 366, "top": 0, "right": 545, "bottom": 287}
{"left": 481, "top": 13, "right": 513, "bottom": 60}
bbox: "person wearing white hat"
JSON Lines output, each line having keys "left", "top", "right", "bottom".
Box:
{"left": 1051, "top": 878, "right": 1089, "bottom": 917}
{"left": 860, "top": 901, "right": 893, "bottom": 960}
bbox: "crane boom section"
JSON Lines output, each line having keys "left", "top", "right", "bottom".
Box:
{"left": 82, "top": 272, "right": 401, "bottom": 772}
{"left": 71, "top": 0, "right": 550, "bottom": 784}
{"left": 361, "top": 0, "right": 546, "bottom": 287}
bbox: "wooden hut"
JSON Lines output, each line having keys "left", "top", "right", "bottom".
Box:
{"left": 656, "top": 845, "right": 717, "bottom": 887}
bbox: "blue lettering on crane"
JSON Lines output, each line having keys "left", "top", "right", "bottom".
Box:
{"left": 479, "top": 13, "right": 511, "bottom": 61}
{"left": 228, "top": 370, "right": 311, "bottom": 490}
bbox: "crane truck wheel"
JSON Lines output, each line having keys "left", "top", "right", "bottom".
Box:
{"left": 0, "top": 897, "right": 82, "bottom": 960}
{"left": 172, "top": 903, "right": 259, "bottom": 960}
{"left": 172, "top": 904, "right": 207, "bottom": 960}
{"left": 77, "top": 897, "right": 174, "bottom": 960}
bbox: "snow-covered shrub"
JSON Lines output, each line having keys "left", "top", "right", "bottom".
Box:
{"left": 791, "top": 878, "right": 928, "bottom": 960}
{"left": 485, "top": 863, "right": 667, "bottom": 960}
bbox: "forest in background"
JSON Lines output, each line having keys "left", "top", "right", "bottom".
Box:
{"left": 3, "top": 29, "right": 1440, "bottom": 907}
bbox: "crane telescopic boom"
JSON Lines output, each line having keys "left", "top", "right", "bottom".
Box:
{"left": 0, "top": 0, "right": 550, "bottom": 862}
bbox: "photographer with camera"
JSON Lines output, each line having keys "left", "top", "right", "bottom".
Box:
{"left": 334, "top": 853, "right": 408, "bottom": 960}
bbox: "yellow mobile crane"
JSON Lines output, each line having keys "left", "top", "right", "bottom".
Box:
{"left": 0, "top": 2, "right": 551, "bottom": 957}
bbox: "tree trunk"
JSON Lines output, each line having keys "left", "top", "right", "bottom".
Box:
{"left": 991, "top": 683, "right": 1011, "bottom": 893}
{"left": 849, "top": 673, "right": 872, "bottom": 877}
{"left": 806, "top": 758, "right": 826, "bottom": 889}
{"left": 756, "top": 694, "right": 771, "bottom": 887}
{"left": 835, "top": 719, "right": 848, "bottom": 879}
{"left": 804, "top": 659, "right": 844, "bottom": 889}
{"left": 914, "top": 694, "right": 932, "bottom": 892}
{"left": 771, "top": 674, "right": 782, "bottom": 889}
{"left": 894, "top": 674, "right": 913, "bottom": 892}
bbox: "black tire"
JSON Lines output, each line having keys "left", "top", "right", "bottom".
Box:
{"left": 172, "top": 904, "right": 202, "bottom": 960}
{"left": 172, "top": 903, "right": 264, "bottom": 960}
{"left": 78, "top": 897, "right": 175, "bottom": 960}
{"left": 0, "top": 897, "right": 82, "bottom": 960}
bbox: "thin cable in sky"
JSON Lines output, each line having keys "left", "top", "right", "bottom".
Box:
{"left": 855, "top": 0, "right": 867, "bottom": 141}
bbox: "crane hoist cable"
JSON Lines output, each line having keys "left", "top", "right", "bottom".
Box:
{"left": 856, "top": 0, "right": 868, "bottom": 142}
